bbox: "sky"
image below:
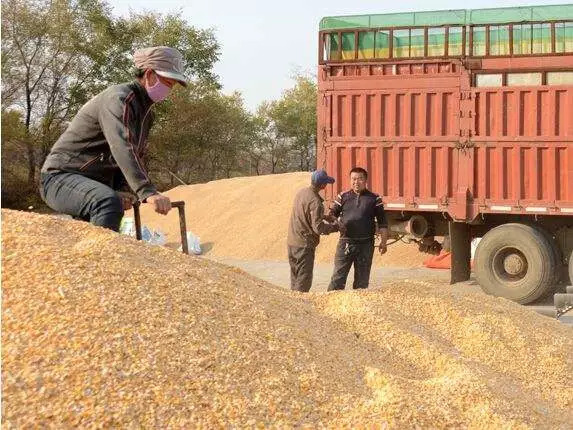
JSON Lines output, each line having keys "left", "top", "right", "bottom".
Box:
{"left": 108, "top": 0, "right": 566, "bottom": 111}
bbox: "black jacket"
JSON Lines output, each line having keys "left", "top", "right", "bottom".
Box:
{"left": 41, "top": 81, "right": 157, "bottom": 200}
{"left": 329, "top": 189, "right": 387, "bottom": 240}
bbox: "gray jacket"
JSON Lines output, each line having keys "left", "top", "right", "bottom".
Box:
{"left": 41, "top": 81, "right": 157, "bottom": 200}
{"left": 287, "top": 186, "right": 338, "bottom": 248}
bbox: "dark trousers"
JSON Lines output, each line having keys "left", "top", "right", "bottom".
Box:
{"left": 328, "top": 238, "right": 375, "bottom": 291}
{"left": 40, "top": 172, "right": 124, "bottom": 231}
{"left": 288, "top": 245, "right": 316, "bottom": 292}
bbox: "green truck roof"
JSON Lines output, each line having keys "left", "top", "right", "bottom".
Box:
{"left": 320, "top": 4, "right": 573, "bottom": 30}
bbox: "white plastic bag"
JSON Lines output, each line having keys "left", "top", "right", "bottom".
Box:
{"left": 140, "top": 226, "right": 167, "bottom": 246}
{"left": 179, "top": 231, "right": 202, "bottom": 255}
{"left": 149, "top": 230, "right": 167, "bottom": 246}
{"left": 119, "top": 217, "right": 136, "bottom": 236}
{"left": 120, "top": 217, "right": 166, "bottom": 246}
{"left": 141, "top": 225, "right": 152, "bottom": 242}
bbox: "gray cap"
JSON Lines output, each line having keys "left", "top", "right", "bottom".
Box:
{"left": 133, "top": 46, "right": 188, "bottom": 87}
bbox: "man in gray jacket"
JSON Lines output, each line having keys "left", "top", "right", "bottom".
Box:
{"left": 40, "top": 46, "right": 187, "bottom": 231}
{"left": 287, "top": 169, "right": 340, "bottom": 292}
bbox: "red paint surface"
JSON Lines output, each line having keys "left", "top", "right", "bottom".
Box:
{"left": 317, "top": 57, "right": 573, "bottom": 221}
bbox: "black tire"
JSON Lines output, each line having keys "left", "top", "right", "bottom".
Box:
{"left": 474, "top": 223, "right": 557, "bottom": 304}
{"left": 532, "top": 225, "right": 562, "bottom": 286}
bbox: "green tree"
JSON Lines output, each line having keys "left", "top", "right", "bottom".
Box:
{"left": 1, "top": 109, "right": 38, "bottom": 208}
{"left": 252, "top": 102, "right": 291, "bottom": 174}
{"left": 2, "top": 0, "right": 122, "bottom": 184}
{"left": 146, "top": 82, "right": 255, "bottom": 186}
{"left": 1, "top": 0, "right": 220, "bottom": 201}
{"left": 124, "top": 11, "right": 220, "bottom": 86}
{"left": 270, "top": 75, "right": 317, "bottom": 171}
{"left": 251, "top": 74, "right": 318, "bottom": 174}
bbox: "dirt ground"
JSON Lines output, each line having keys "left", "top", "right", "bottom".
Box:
{"left": 209, "top": 256, "right": 451, "bottom": 291}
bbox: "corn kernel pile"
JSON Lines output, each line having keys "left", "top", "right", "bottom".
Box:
{"left": 2, "top": 209, "right": 572, "bottom": 428}
{"left": 129, "top": 172, "right": 427, "bottom": 267}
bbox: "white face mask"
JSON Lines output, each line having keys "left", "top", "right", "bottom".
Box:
{"left": 145, "top": 75, "right": 171, "bottom": 102}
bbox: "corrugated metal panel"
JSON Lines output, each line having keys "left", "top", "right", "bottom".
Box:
{"left": 322, "top": 63, "right": 461, "bottom": 207}
{"left": 326, "top": 61, "right": 458, "bottom": 78}
{"left": 473, "top": 87, "right": 573, "bottom": 138}
{"left": 324, "top": 139, "right": 573, "bottom": 216}
{"left": 318, "top": 60, "right": 573, "bottom": 220}
{"left": 469, "top": 85, "right": 573, "bottom": 211}
{"left": 472, "top": 143, "right": 573, "bottom": 203}
{"left": 328, "top": 91, "right": 458, "bottom": 139}
{"left": 328, "top": 144, "right": 457, "bottom": 204}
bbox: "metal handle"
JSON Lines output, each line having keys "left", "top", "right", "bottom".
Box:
{"left": 133, "top": 201, "right": 142, "bottom": 240}
{"left": 131, "top": 200, "right": 189, "bottom": 255}
{"left": 172, "top": 201, "right": 189, "bottom": 255}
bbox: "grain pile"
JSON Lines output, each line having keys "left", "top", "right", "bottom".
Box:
{"left": 3, "top": 210, "right": 573, "bottom": 428}
{"left": 129, "top": 172, "right": 427, "bottom": 267}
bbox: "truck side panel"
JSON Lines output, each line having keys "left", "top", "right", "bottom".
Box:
{"left": 317, "top": 61, "right": 462, "bottom": 212}
{"left": 318, "top": 60, "right": 573, "bottom": 219}
{"left": 471, "top": 85, "right": 573, "bottom": 214}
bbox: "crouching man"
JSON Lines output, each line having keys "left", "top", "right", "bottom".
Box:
{"left": 40, "top": 46, "right": 187, "bottom": 230}
{"left": 287, "top": 169, "right": 340, "bottom": 292}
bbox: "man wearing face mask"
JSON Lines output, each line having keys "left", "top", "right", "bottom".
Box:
{"left": 40, "top": 46, "right": 186, "bottom": 231}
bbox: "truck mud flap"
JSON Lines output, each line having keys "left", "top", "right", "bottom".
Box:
{"left": 449, "top": 222, "right": 471, "bottom": 284}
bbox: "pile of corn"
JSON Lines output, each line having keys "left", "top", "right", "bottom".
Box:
{"left": 130, "top": 172, "right": 427, "bottom": 267}
{"left": 2, "top": 209, "right": 572, "bottom": 428}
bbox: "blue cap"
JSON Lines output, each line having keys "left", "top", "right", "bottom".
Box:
{"left": 311, "top": 169, "right": 335, "bottom": 186}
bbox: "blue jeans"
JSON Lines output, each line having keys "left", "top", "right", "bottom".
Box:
{"left": 40, "top": 172, "right": 124, "bottom": 231}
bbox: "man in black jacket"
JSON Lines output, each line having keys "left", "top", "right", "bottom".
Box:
{"left": 327, "top": 167, "right": 389, "bottom": 291}
{"left": 40, "top": 46, "right": 187, "bottom": 231}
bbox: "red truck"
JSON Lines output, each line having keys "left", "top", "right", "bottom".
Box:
{"left": 317, "top": 5, "right": 573, "bottom": 304}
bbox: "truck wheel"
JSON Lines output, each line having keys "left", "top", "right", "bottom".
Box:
{"left": 532, "top": 226, "right": 562, "bottom": 285}
{"left": 474, "top": 223, "right": 557, "bottom": 304}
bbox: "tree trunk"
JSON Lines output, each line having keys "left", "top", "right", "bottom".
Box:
{"left": 26, "top": 139, "right": 36, "bottom": 186}
{"left": 25, "top": 87, "right": 36, "bottom": 187}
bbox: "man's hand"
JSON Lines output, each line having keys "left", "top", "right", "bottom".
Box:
{"left": 117, "top": 192, "right": 135, "bottom": 211}
{"left": 377, "top": 227, "right": 389, "bottom": 255}
{"left": 324, "top": 214, "right": 337, "bottom": 223}
{"left": 326, "top": 221, "right": 339, "bottom": 234}
{"left": 146, "top": 193, "right": 171, "bottom": 215}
